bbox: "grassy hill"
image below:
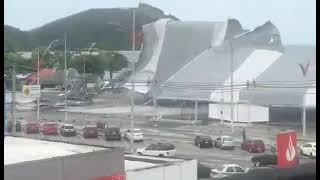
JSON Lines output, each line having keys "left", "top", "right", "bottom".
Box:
{"left": 4, "top": 3, "right": 179, "bottom": 52}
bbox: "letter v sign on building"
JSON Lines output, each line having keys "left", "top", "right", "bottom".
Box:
{"left": 276, "top": 130, "right": 299, "bottom": 167}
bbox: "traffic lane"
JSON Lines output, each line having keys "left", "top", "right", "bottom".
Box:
{"left": 10, "top": 133, "right": 316, "bottom": 171}
{"left": 173, "top": 142, "right": 255, "bottom": 168}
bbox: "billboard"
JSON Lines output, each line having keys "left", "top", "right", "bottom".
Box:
{"left": 22, "top": 85, "right": 41, "bottom": 98}
{"left": 276, "top": 130, "right": 299, "bottom": 167}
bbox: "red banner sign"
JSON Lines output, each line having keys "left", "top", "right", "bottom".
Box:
{"left": 276, "top": 130, "right": 299, "bottom": 167}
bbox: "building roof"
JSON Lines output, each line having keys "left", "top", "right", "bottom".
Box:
{"left": 4, "top": 137, "right": 105, "bottom": 165}
{"left": 129, "top": 18, "right": 316, "bottom": 107}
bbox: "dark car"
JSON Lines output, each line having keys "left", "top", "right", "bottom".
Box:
{"left": 24, "top": 122, "right": 40, "bottom": 134}
{"left": 83, "top": 125, "right": 98, "bottom": 138}
{"left": 194, "top": 135, "right": 213, "bottom": 148}
{"left": 251, "top": 154, "right": 278, "bottom": 167}
{"left": 104, "top": 127, "right": 121, "bottom": 141}
{"left": 60, "top": 124, "right": 76, "bottom": 137}
{"left": 241, "top": 139, "right": 265, "bottom": 153}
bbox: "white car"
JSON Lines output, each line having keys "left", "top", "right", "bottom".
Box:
{"left": 210, "top": 164, "right": 249, "bottom": 178}
{"left": 214, "top": 136, "right": 235, "bottom": 150}
{"left": 137, "top": 143, "right": 176, "bottom": 157}
{"left": 125, "top": 128, "right": 143, "bottom": 142}
{"left": 300, "top": 142, "right": 316, "bottom": 157}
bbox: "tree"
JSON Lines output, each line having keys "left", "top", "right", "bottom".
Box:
{"left": 4, "top": 53, "right": 35, "bottom": 75}
{"left": 106, "top": 52, "right": 128, "bottom": 80}
{"left": 69, "top": 51, "right": 128, "bottom": 80}
{"left": 30, "top": 48, "right": 75, "bottom": 71}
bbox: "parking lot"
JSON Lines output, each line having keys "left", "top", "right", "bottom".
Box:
{"left": 12, "top": 110, "right": 316, "bottom": 170}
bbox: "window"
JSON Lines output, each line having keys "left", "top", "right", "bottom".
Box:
{"left": 223, "top": 137, "right": 233, "bottom": 141}
{"left": 303, "top": 144, "right": 312, "bottom": 148}
{"left": 146, "top": 144, "right": 157, "bottom": 150}
{"left": 253, "top": 140, "right": 264, "bottom": 145}
{"left": 133, "top": 129, "right": 142, "bottom": 133}
{"left": 216, "top": 166, "right": 224, "bottom": 171}
{"left": 226, "top": 167, "right": 234, "bottom": 172}
{"left": 234, "top": 166, "right": 245, "bottom": 172}
{"left": 217, "top": 137, "right": 221, "bottom": 141}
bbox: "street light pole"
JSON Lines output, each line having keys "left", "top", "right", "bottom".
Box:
{"left": 83, "top": 43, "right": 96, "bottom": 80}
{"left": 64, "top": 32, "right": 68, "bottom": 122}
{"left": 37, "top": 50, "right": 40, "bottom": 122}
{"left": 229, "top": 40, "right": 234, "bottom": 133}
{"left": 37, "top": 39, "right": 58, "bottom": 123}
{"left": 130, "top": 8, "right": 136, "bottom": 153}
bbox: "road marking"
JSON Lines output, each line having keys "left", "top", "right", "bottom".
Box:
{"left": 200, "top": 162, "right": 221, "bottom": 167}
{"left": 59, "top": 133, "right": 65, "bottom": 141}
{"left": 98, "top": 136, "right": 105, "bottom": 143}
{"left": 39, "top": 131, "right": 45, "bottom": 139}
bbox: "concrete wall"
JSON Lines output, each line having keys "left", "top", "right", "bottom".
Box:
{"left": 209, "top": 103, "right": 269, "bottom": 122}
{"left": 4, "top": 149, "right": 124, "bottom": 180}
{"left": 126, "top": 159, "right": 197, "bottom": 180}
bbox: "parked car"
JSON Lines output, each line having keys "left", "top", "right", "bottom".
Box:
{"left": 125, "top": 128, "right": 143, "bottom": 142}
{"left": 104, "top": 127, "right": 121, "bottom": 141}
{"left": 24, "top": 122, "right": 40, "bottom": 134}
{"left": 300, "top": 142, "right": 316, "bottom": 158}
{"left": 60, "top": 124, "right": 76, "bottom": 137}
{"left": 83, "top": 125, "right": 98, "bottom": 138}
{"left": 214, "top": 136, "right": 235, "bottom": 150}
{"left": 194, "top": 135, "right": 213, "bottom": 148}
{"left": 137, "top": 143, "right": 176, "bottom": 157}
{"left": 210, "top": 164, "right": 249, "bottom": 179}
{"left": 241, "top": 139, "right": 265, "bottom": 153}
{"left": 96, "top": 121, "right": 107, "bottom": 129}
{"left": 40, "top": 123, "right": 58, "bottom": 135}
{"left": 251, "top": 154, "right": 278, "bottom": 167}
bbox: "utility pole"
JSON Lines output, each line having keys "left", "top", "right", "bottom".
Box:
{"left": 64, "top": 32, "right": 68, "bottom": 122}
{"left": 302, "top": 95, "right": 306, "bottom": 137}
{"left": 230, "top": 41, "right": 234, "bottom": 133}
{"left": 37, "top": 50, "right": 40, "bottom": 122}
{"left": 194, "top": 100, "right": 198, "bottom": 123}
{"left": 12, "top": 65, "right": 16, "bottom": 132}
{"left": 130, "top": 8, "right": 136, "bottom": 153}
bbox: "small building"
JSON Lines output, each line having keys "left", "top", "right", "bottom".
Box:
{"left": 4, "top": 137, "right": 125, "bottom": 180}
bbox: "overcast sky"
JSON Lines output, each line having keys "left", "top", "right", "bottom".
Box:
{"left": 4, "top": 0, "right": 316, "bottom": 45}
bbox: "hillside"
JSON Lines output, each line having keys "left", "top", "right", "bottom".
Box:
{"left": 4, "top": 3, "right": 179, "bottom": 52}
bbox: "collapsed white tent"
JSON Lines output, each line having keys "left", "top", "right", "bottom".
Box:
{"left": 126, "top": 18, "right": 316, "bottom": 123}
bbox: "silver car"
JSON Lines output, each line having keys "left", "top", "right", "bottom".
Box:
{"left": 214, "top": 136, "right": 235, "bottom": 150}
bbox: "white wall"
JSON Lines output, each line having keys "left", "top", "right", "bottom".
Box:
{"left": 126, "top": 160, "right": 197, "bottom": 180}
{"left": 210, "top": 49, "right": 282, "bottom": 103}
{"left": 209, "top": 103, "right": 269, "bottom": 122}
{"left": 304, "top": 86, "right": 316, "bottom": 108}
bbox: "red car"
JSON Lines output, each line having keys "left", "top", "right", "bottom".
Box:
{"left": 83, "top": 125, "right": 98, "bottom": 138}
{"left": 24, "top": 122, "right": 40, "bottom": 134}
{"left": 40, "top": 123, "right": 58, "bottom": 135}
{"left": 241, "top": 139, "right": 265, "bottom": 153}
